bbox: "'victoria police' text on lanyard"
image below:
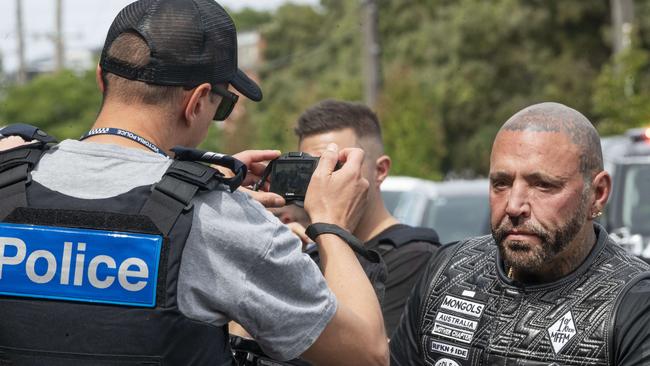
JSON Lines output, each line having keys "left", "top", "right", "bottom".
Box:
{"left": 80, "top": 128, "right": 168, "bottom": 157}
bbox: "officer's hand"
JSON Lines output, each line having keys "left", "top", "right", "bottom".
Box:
{"left": 231, "top": 149, "right": 286, "bottom": 208}
{"left": 304, "top": 143, "right": 369, "bottom": 232}
{"left": 0, "top": 136, "right": 31, "bottom": 151}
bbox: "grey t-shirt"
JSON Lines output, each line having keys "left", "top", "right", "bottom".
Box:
{"left": 31, "top": 140, "right": 337, "bottom": 361}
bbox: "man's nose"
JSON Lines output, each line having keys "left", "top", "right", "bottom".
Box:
{"left": 505, "top": 181, "right": 530, "bottom": 221}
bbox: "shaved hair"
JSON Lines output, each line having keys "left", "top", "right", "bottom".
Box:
{"left": 295, "top": 99, "right": 384, "bottom": 158}
{"left": 101, "top": 32, "right": 185, "bottom": 106}
{"left": 500, "top": 102, "right": 603, "bottom": 180}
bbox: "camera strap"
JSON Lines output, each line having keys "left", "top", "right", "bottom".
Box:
{"left": 171, "top": 146, "right": 247, "bottom": 193}
{"left": 252, "top": 160, "right": 274, "bottom": 192}
{"left": 306, "top": 223, "right": 377, "bottom": 261}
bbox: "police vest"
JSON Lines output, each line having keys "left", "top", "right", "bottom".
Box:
{"left": 0, "top": 136, "right": 241, "bottom": 365}
{"left": 418, "top": 229, "right": 650, "bottom": 366}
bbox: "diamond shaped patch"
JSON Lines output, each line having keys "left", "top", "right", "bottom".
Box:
{"left": 547, "top": 311, "right": 577, "bottom": 354}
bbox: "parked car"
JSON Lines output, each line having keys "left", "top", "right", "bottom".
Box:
{"left": 381, "top": 177, "right": 490, "bottom": 244}
{"left": 601, "top": 127, "right": 650, "bottom": 262}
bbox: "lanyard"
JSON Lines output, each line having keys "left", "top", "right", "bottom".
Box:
{"left": 80, "top": 128, "right": 168, "bottom": 158}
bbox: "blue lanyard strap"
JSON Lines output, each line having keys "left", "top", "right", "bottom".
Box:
{"left": 80, "top": 128, "right": 168, "bottom": 157}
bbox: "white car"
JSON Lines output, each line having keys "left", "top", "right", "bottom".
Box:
{"left": 381, "top": 176, "right": 490, "bottom": 244}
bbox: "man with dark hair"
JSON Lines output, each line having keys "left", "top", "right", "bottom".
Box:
{"left": 0, "top": 1, "right": 388, "bottom": 365}
{"left": 293, "top": 99, "right": 441, "bottom": 335}
{"left": 390, "top": 102, "right": 650, "bottom": 365}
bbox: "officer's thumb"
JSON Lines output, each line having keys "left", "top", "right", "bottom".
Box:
{"left": 316, "top": 143, "right": 339, "bottom": 174}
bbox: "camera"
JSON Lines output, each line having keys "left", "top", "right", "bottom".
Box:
{"left": 254, "top": 152, "right": 342, "bottom": 202}
{"left": 267, "top": 152, "right": 320, "bottom": 201}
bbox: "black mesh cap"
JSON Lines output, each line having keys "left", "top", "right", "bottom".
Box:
{"left": 100, "top": 0, "right": 262, "bottom": 101}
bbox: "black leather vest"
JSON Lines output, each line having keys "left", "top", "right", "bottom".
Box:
{"left": 418, "top": 226, "right": 649, "bottom": 366}
{"left": 0, "top": 147, "right": 234, "bottom": 366}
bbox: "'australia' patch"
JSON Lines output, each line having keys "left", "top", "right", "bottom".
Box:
{"left": 547, "top": 311, "right": 577, "bottom": 354}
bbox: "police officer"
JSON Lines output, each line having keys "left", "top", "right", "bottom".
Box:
{"left": 0, "top": 1, "right": 388, "bottom": 365}
{"left": 390, "top": 102, "right": 650, "bottom": 365}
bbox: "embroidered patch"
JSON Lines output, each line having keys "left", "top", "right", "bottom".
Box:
{"left": 435, "top": 311, "right": 478, "bottom": 331}
{"left": 434, "top": 358, "right": 461, "bottom": 366}
{"left": 432, "top": 323, "right": 475, "bottom": 344}
{"left": 440, "top": 295, "right": 485, "bottom": 318}
{"left": 430, "top": 340, "right": 469, "bottom": 360}
{"left": 547, "top": 311, "right": 577, "bottom": 354}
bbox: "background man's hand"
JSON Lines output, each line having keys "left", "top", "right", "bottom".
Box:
{"left": 286, "top": 222, "right": 311, "bottom": 247}
{"left": 304, "top": 143, "right": 369, "bottom": 232}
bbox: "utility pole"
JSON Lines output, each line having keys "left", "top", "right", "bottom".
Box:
{"left": 611, "top": 0, "right": 634, "bottom": 56}
{"left": 361, "top": 0, "right": 381, "bottom": 110}
{"left": 55, "top": 0, "right": 65, "bottom": 71}
{"left": 15, "top": 0, "right": 27, "bottom": 84}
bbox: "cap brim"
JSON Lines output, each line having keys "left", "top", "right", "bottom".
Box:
{"left": 231, "top": 69, "right": 263, "bottom": 102}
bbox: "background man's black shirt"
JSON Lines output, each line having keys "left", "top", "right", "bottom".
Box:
{"left": 366, "top": 224, "right": 440, "bottom": 335}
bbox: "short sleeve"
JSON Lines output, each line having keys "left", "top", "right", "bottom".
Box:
{"left": 613, "top": 276, "right": 650, "bottom": 365}
{"left": 177, "top": 191, "right": 336, "bottom": 361}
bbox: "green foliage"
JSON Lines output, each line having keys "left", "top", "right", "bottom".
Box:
{"left": 249, "top": 0, "right": 614, "bottom": 178}
{"left": 228, "top": 7, "right": 272, "bottom": 31}
{"left": 379, "top": 64, "right": 444, "bottom": 180}
{"left": 593, "top": 36, "right": 650, "bottom": 135}
{"left": 592, "top": 3, "right": 650, "bottom": 135}
{"left": 4, "top": 1, "right": 650, "bottom": 180}
{"left": 0, "top": 70, "right": 101, "bottom": 139}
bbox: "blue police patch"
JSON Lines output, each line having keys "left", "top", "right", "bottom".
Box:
{"left": 0, "top": 222, "right": 162, "bottom": 307}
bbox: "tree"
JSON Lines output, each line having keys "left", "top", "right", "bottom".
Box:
{"left": 0, "top": 70, "right": 101, "bottom": 139}
{"left": 228, "top": 7, "right": 272, "bottom": 32}
{"left": 247, "top": 0, "right": 613, "bottom": 177}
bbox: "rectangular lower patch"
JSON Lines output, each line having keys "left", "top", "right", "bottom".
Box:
{"left": 430, "top": 340, "right": 469, "bottom": 360}
{"left": 0, "top": 223, "right": 162, "bottom": 307}
{"left": 440, "top": 295, "right": 485, "bottom": 318}
{"left": 435, "top": 311, "right": 478, "bottom": 331}
{"left": 432, "top": 323, "right": 475, "bottom": 344}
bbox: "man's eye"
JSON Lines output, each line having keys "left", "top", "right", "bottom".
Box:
{"left": 535, "top": 181, "right": 554, "bottom": 190}
{"left": 491, "top": 181, "right": 509, "bottom": 189}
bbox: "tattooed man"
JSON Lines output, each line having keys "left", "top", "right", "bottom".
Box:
{"left": 390, "top": 102, "right": 650, "bottom": 366}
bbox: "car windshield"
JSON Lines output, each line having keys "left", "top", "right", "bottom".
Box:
{"left": 422, "top": 195, "right": 490, "bottom": 244}
{"left": 621, "top": 165, "right": 650, "bottom": 236}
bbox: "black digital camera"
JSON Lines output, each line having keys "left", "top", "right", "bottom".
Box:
{"left": 254, "top": 152, "right": 342, "bottom": 202}
{"left": 267, "top": 152, "right": 320, "bottom": 201}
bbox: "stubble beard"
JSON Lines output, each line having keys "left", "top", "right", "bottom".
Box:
{"left": 492, "top": 189, "right": 590, "bottom": 275}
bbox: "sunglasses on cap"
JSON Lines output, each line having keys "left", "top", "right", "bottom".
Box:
{"left": 211, "top": 85, "right": 239, "bottom": 121}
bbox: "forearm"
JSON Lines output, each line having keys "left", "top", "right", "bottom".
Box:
{"left": 311, "top": 233, "right": 387, "bottom": 364}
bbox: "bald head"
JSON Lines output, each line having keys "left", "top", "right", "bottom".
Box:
{"left": 499, "top": 102, "right": 603, "bottom": 179}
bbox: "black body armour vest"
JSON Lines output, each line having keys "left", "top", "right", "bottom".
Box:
{"left": 418, "top": 227, "right": 650, "bottom": 366}
{"left": 0, "top": 142, "right": 237, "bottom": 366}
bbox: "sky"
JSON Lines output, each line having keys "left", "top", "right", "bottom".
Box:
{"left": 0, "top": 0, "right": 319, "bottom": 73}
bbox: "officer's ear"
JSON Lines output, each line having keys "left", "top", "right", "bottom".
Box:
{"left": 375, "top": 155, "right": 391, "bottom": 186}
{"left": 96, "top": 64, "right": 106, "bottom": 94}
{"left": 183, "top": 83, "right": 213, "bottom": 126}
